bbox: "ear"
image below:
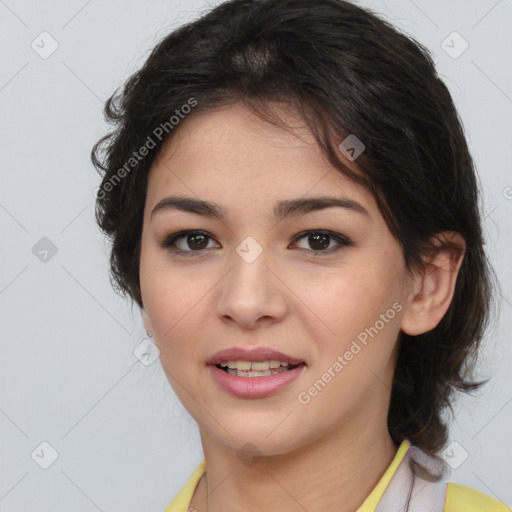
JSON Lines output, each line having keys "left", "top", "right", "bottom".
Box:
{"left": 141, "top": 307, "right": 153, "bottom": 335}
{"left": 401, "top": 231, "right": 466, "bottom": 336}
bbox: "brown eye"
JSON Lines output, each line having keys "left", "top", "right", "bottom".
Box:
{"left": 307, "top": 232, "right": 330, "bottom": 251}
{"left": 183, "top": 232, "right": 209, "bottom": 250}
{"left": 161, "top": 230, "right": 219, "bottom": 255}
{"left": 292, "top": 230, "right": 352, "bottom": 254}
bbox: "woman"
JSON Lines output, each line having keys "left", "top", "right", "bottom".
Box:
{"left": 91, "top": 0, "right": 509, "bottom": 510}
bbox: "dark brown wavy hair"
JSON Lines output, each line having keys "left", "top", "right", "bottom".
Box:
{"left": 91, "top": 0, "right": 496, "bottom": 457}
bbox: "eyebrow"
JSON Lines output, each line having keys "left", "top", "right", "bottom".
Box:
{"left": 150, "top": 195, "right": 370, "bottom": 222}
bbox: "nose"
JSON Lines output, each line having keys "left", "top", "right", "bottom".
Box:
{"left": 216, "top": 246, "right": 288, "bottom": 329}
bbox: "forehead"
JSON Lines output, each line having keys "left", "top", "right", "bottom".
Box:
{"left": 146, "top": 103, "right": 375, "bottom": 219}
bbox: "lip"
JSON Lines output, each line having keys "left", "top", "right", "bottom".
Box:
{"left": 205, "top": 346, "right": 305, "bottom": 366}
{"left": 208, "top": 363, "right": 306, "bottom": 398}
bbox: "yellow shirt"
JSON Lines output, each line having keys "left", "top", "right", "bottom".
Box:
{"left": 164, "top": 440, "right": 510, "bottom": 511}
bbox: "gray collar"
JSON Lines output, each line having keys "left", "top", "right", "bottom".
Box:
{"left": 373, "top": 442, "right": 448, "bottom": 512}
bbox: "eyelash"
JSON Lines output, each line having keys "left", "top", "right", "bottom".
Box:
{"left": 160, "top": 229, "right": 352, "bottom": 257}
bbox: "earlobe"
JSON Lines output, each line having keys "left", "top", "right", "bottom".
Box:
{"left": 400, "top": 232, "right": 466, "bottom": 336}
{"left": 141, "top": 307, "right": 153, "bottom": 335}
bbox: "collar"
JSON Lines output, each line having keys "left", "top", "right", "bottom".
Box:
{"left": 356, "top": 439, "right": 411, "bottom": 511}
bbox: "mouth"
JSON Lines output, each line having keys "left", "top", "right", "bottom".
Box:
{"left": 214, "top": 361, "right": 306, "bottom": 377}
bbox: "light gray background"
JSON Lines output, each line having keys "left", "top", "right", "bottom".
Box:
{"left": 1, "top": 0, "right": 511, "bottom": 510}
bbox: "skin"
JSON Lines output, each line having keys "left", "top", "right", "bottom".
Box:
{"left": 139, "top": 102, "right": 465, "bottom": 512}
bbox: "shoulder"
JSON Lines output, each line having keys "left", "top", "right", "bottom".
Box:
{"left": 445, "top": 482, "right": 511, "bottom": 512}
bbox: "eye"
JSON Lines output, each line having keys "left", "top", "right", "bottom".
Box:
{"left": 160, "top": 229, "right": 352, "bottom": 256}
{"left": 161, "top": 230, "right": 219, "bottom": 256}
{"left": 291, "top": 230, "right": 352, "bottom": 255}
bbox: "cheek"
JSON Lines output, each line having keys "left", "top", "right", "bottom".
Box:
{"left": 140, "top": 243, "right": 200, "bottom": 324}
{"left": 139, "top": 249, "right": 194, "bottom": 355}
{"left": 305, "top": 261, "right": 401, "bottom": 330}
{"left": 139, "top": 258, "right": 224, "bottom": 389}
{"left": 301, "top": 257, "right": 404, "bottom": 372}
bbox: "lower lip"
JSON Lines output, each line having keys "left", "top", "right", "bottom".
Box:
{"left": 208, "top": 364, "right": 306, "bottom": 398}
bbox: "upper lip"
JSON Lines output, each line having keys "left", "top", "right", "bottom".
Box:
{"left": 206, "top": 347, "right": 305, "bottom": 366}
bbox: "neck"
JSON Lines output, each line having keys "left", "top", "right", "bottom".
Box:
{"left": 191, "top": 424, "right": 398, "bottom": 512}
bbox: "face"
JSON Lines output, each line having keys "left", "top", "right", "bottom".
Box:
{"left": 139, "top": 102, "right": 413, "bottom": 456}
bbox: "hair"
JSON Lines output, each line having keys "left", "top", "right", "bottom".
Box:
{"left": 91, "top": 0, "right": 496, "bottom": 458}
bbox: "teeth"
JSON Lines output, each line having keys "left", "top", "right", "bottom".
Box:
{"left": 251, "top": 361, "right": 269, "bottom": 371}
{"left": 221, "top": 360, "right": 291, "bottom": 371}
{"left": 226, "top": 367, "right": 291, "bottom": 377}
{"left": 236, "top": 360, "right": 253, "bottom": 370}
